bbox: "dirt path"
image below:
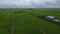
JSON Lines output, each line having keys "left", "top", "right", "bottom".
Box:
{"left": 32, "top": 22, "right": 46, "bottom": 34}
{"left": 11, "top": 18, "right": 15, "bottom": 34}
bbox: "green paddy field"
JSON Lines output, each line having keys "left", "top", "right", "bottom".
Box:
{"left": 0, "top": 8, "right": 60, "bottom": 34}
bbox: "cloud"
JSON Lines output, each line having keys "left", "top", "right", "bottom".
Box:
{"left": 0, "top": 0, "right": 60, "bottom": 8}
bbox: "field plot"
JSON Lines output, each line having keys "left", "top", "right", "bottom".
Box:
{"left": 15, "top": 13, "right": 42, "bottom": 34}
{"left": 0, "top": 8, "right": 60, "bottom": 34}
{"left": 0, "top": 12, "right": 14, "bottom": 34}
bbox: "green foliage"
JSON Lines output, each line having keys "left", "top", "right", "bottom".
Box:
{"left": 0, "top": 8, "right": 60, "bottom": 34}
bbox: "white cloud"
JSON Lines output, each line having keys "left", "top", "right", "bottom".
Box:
{"left": 14, "top": 0, "right": 57, "bottom": 6}
{"left": 14, "top": 0, "right": 32, "bottom": 6}
{"left": 0, "top": 0, "right": 16, "bottom": 5}
{"left": 14, "top": 0, "right": 46, "bottom": 6}
{"left": 0, "top": 0, "right": 60, "bottom": 8}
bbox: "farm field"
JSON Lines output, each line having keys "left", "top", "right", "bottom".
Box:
{"left": 0, "top": 8, "right": 60, "bottom": 34}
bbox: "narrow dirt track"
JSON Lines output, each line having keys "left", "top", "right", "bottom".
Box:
{"left": 11, "top": 18, "right": 15, "bottom": 34}
{"left": 32, "top": 22, "right": 46, "bottom": 34}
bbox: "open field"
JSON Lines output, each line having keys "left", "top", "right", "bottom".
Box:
{"left": 0, "top": 8, "right": 60, "bottom": 34}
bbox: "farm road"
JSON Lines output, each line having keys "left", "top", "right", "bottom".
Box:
{"left": 11, "top": 18, "right": 15, "bottom": 34}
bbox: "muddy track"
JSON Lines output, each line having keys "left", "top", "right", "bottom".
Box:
{"left": 32, "top": 22, "right": 46, "bottom": 34}
{"left": 11, "top": 18, "right": 15, "bottom": 34}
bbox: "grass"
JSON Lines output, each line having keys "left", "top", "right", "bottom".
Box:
{"left": 0, "top": 8, "right": 60, "bottom": 34}
{"left": 0, "top": 12, "right": 13, "bottom": 34}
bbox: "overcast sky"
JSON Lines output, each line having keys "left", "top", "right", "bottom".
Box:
{"left": 0, "top": 0, "right": 60, "bottom": 8}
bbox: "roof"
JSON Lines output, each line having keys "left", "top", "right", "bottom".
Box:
{"left": 46, "top": 16, "right": 55, "bottom": 18}
{"left": 53, "top": 19, "right": 60, "bottom": 23}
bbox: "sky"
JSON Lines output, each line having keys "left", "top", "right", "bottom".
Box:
{"left": 0, "top": 0, "right": 60, "bottom": 8}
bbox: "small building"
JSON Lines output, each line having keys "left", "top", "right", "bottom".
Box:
{"left": 53, "top": 19, "right": 60, "bottom": 23}
{"left": 44, "top": 16, "right": 55, "bottom": 20}
{"left": 44, "top": 16, "right": 60, "bottom": 23}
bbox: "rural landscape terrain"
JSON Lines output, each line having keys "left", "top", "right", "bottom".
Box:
{"left": 0, "top": 8, "right": 60, "bottom": 34}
